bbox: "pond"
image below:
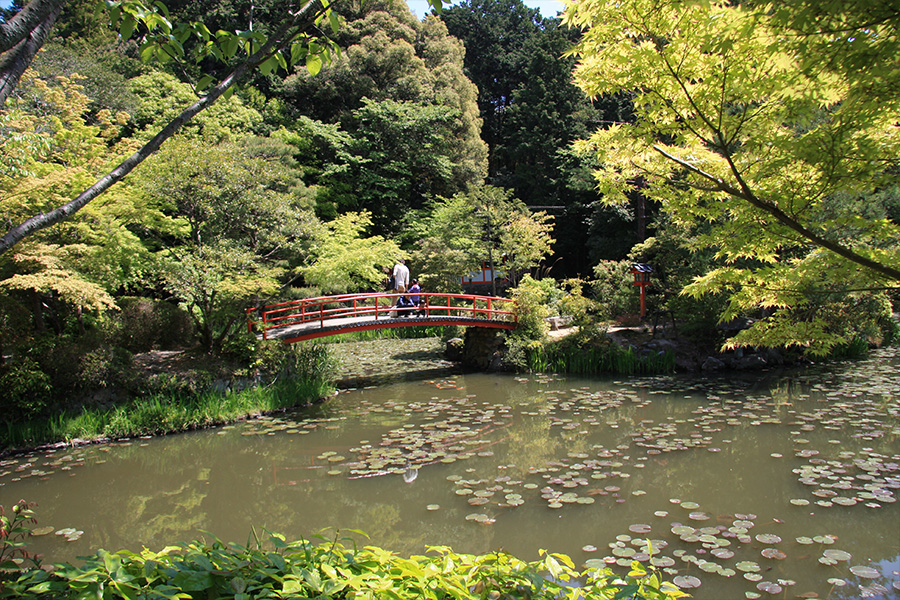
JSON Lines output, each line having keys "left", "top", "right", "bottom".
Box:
{"left": 2, "top": 345, "right": 899, "bottom": 599}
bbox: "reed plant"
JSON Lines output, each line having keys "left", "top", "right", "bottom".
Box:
{"left": 527, "top": 341, "right": 676, "bottom": 376}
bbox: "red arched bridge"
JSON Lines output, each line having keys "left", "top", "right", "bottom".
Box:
{"left": 246, "top": 292, "right": 518, "bottom": 343}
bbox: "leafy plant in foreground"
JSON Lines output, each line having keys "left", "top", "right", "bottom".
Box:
{"left": 0, "top": 530, "right": 684, "bottom": 599}
{"left": 0, "top": 501, "right": 39, "bottom": 575}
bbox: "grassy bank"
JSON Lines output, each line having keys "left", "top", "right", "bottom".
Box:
{"left": 0, "top": 378, "right": 333, "bottom": 452}
{"left": 0, "top": 342, "right": 338, "bottom": 454}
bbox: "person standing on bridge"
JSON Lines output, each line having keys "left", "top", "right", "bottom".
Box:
{"left": 392, "top": 259, "right": 410, "bottom": 293}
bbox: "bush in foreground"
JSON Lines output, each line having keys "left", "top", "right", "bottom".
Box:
{"left": 1, "top": 531, "right": 684, "bottom": 599}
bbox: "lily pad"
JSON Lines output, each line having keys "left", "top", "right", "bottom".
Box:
{"left": 736, "top": 561, "right": 761, "bottom": 573}
{"left": 755, "top": 533, "right": 782, "bottom": 545}
{"left": 822, "top": 549, "right": 851, "bottom": 561}
{"left": 760, "top": 548, "right": 787, "bottom": 560}
{"left": 756, "top": 581, "right": 783, "bottom": 595}
{"left": 672, "top": 575, "right": 701, "bottom": 589}
{"left": 849, "top": 565, "right": 880, "bottom": 579}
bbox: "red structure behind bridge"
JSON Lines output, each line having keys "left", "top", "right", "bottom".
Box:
{"left": 246, "top": 292, "right": 517, "bottom": 344}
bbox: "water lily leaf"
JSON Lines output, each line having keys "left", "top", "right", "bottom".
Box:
{"left": 736, "top": 561, "right": 761, "bottom": 573}
{"left": 756, "top": 581, "right": 783, "bottom": 595}
{"left": 849, "top": 565, "right": 880, "bottom": 579}
{"left": 672, "top": 575, "right": 701, "bottom": 589}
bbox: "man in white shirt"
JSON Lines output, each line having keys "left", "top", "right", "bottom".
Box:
{"left": 392, "top": 259, "right": 410, "bottom": 293}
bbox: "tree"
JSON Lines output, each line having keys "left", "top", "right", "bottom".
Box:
{"left": 410, "top": 185, "right": 554, "bottom": 293}
{"left": 314, "top": 98, "right": 465, "bottom": 231}
{"left": 299, "top": 211, "right": 402, "bottom": 293}
{"left": 139, "top": 137, "right": 317, "bottom": 351}
{"left": 565, "top": 0, "right": 900, "bottom": 352}
{"left": 442, "top": 0, "right": 634, "bottom": 276}
{"left": 279, "top": 0, "right": 486, "bottom": 232}
{"left": 1, "top": 70, "right": 151, "bottom": 332}
{"left": 2, "top": 0, "right": 438, "bottom": 256}
{"left": 407, "top": 194, "right": 483, "bottom": 292}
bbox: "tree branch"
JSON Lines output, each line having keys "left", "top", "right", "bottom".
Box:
{"left": 653, "top": 144, "right": 900, "bottom": 281}
{"left": 0, "top": 0, "right": 63, "bottom": 104}
{"left": 0, "top": 0, "right": 63, "bottom": 53}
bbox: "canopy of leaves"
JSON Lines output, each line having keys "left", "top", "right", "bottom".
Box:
{"left": 280, "top": 0, "right": 487, "bottom": 232}
{"left": 138, "top": 136, "right": 318, "bottom": 351}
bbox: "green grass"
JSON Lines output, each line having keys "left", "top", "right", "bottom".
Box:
{"left": 0, "top": 378, "right": 332, "bottom": 452}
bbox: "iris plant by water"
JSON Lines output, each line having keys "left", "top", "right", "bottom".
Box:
{"left": 2, "top": 347, "right": 898, "bottom": 599}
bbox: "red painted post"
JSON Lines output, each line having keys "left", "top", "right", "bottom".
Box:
{"left": 262, "top": 311, "right": 268, "bottom": 340}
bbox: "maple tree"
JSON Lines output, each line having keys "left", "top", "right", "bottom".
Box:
{"left": 564, "top": 0, "right": 900, "bottom": 352}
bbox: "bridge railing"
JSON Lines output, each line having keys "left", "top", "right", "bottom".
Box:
{"left": 246, "top": 292, "right": 517, "bottom": 340}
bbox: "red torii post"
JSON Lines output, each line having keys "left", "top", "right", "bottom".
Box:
{"left": 631, "top": 263, "right": 653, "bottom": 319}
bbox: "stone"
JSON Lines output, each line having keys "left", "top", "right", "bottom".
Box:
{"left": 445, "top": 338, "right": 465, "bottom": 362}
{"left": 733, "top": 354, "right": 768, "bottom": 370}
{"left": 701, "top": 356, "right": 726, "bottom": 371}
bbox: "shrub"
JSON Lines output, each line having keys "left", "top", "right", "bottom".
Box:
{"left": 0, "top": 359, "right": 51, "bottom": 422}
{"left": 253, "top": 341, "right": 339, "bottom": 385}
{"left": 509, "top": 275, "right": 552, "bottom": 342}
{"left": 0, "top": 501, "right": 39, "bottom": 574}
{"left": 592, "top": 260, "right": 640, "bottom": 318}
{"left": 77, "top": 346, "right": 133, "bottom": 390}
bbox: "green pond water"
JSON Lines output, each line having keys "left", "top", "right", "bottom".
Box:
{"left": 2, "top": 346, "right": 899, "bottom": 599}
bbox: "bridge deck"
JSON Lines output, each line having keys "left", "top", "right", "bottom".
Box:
{"left": 247, "top": 292, "right": 517, "bottom": 343}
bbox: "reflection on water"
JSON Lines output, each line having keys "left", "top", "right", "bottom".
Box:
{"left": 1, "top": 348, "right": 899, "bottom": 599}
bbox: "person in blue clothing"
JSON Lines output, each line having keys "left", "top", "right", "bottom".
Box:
{"left": 408, "top": 279, "right": 420, "bottom": 306}
{"left": 396, "top": 278, "right": 421, "bottom": 317}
